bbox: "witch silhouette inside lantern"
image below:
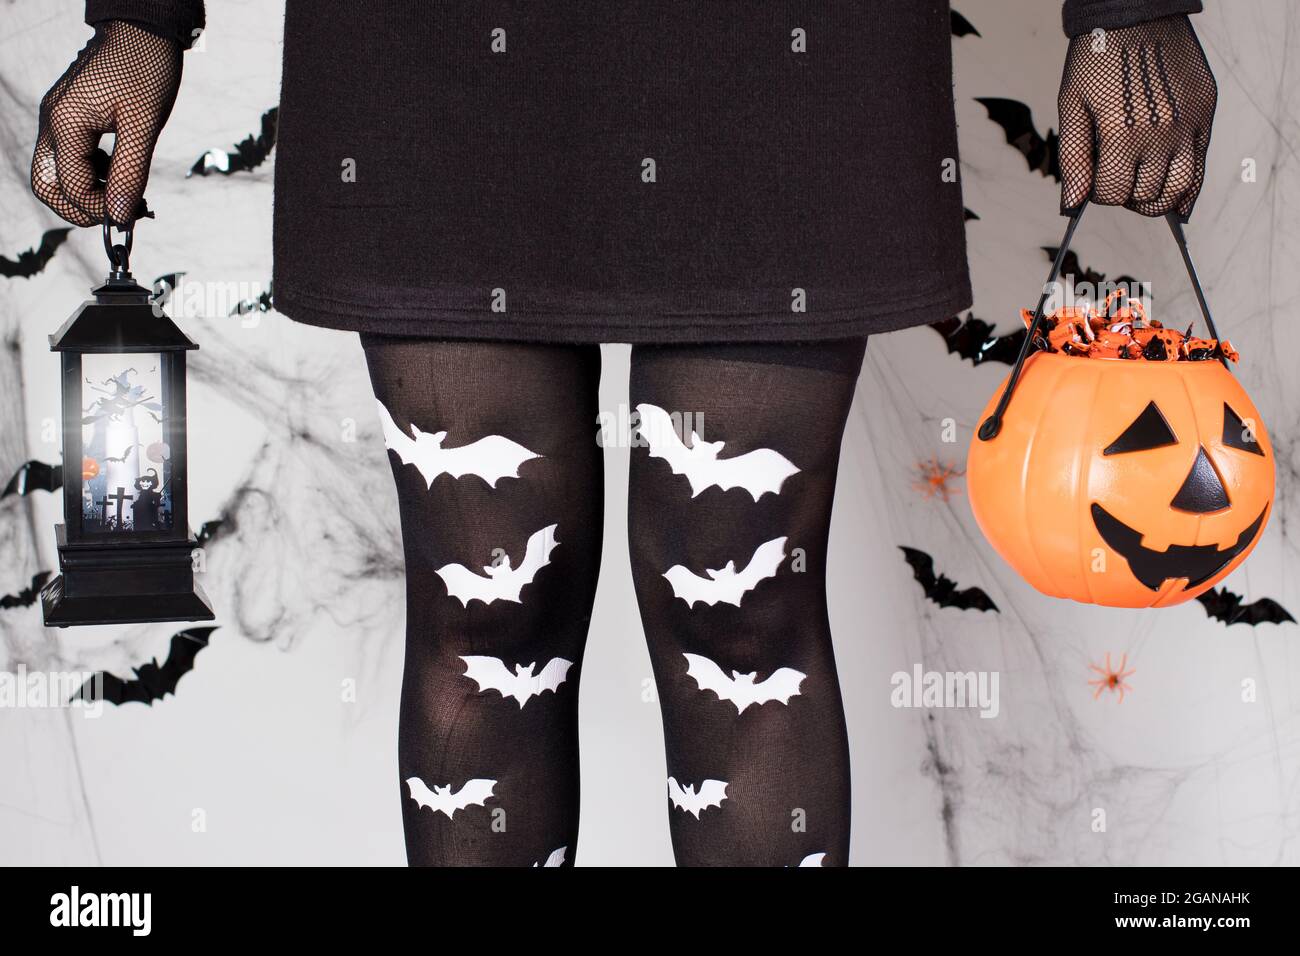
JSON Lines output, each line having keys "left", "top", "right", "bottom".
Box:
{"left": 41, "top": 221, "right": 213, "bottom": 627}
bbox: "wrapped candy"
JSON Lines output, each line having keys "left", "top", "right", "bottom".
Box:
{"left": 1020, "top": 296, "right": 1238, "bottom": 363}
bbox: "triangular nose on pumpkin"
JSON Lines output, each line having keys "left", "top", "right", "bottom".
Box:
{"left": 1171, "top": 445, "right": 1230, "bottom": 513}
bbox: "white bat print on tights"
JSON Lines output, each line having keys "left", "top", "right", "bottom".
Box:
{"left": 635, "top": 402, "right": 799, "bottom": 500}
{"left": 683, "top": 653, "right": 806, "bottom": 713}
{"left": 436, "top": 524, "right": 559, "bottom": 607}
{"left": 405, "top": 776, "right": 497, "bottom": 819}
{"left": 667, "top": 776, "right": 729, "bottom": 819}
{"left": 376, "top": 399, "right": 541, "bottom": 488}
{"left": 533, "top": 847, "right": 567, "bottom": 867}
{"left": 461, "top": 655, "right": 573, "bottom": 707}
{"left": 662, "top": 536, "right": 787, "bottom": 608}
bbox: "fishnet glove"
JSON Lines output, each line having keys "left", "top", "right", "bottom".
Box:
{"left": 1058, "top": 14, "right": 1217, "bottom": 220}
{"left": 31, "top": 20, "right": 183, "bottom": 228}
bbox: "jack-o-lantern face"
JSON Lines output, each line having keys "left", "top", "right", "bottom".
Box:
{"left": 1092, "top": 400, "right": 1268, "bottom": 592}
{"left": 968, "top": 352, "right": 1274, "bottom": 608}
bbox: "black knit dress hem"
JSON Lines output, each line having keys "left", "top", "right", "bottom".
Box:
{"left": 273, "top": 278, "right": 971, "bottom": 345}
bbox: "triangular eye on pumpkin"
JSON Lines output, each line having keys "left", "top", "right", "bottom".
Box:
{"left": 1223, "top": 403, "right": 1266, "bottom": 456}
{"left": 1103, "top": 401, "right": 1178, "bottom": 456}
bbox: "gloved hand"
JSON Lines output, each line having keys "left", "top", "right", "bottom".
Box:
{"left": 30, "top": 19, "right": 183, "bottom": 228}
{"left": 1058, "top": 14, "right": 1217, "bottom": 221}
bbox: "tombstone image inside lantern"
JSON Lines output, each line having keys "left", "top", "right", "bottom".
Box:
{"left": 80, "top": 354, "right": 173, "bottom": 535}
{"left": 40, "top": 221, "right": 214, "bottom": 627}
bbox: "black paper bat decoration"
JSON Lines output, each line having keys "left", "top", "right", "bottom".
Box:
{"left": 195, "top": 519, "right": 226, "bottom": 546}
{"left": 1041, "top": 247, "right": 1142, "bottom": 292}
{"left": 930, "top": 313, "right": 1026, "bottom": 366}
{"left": 974, "top": 97, "right": 1060, "bottom": 181}
{"left": 900, "top": 546, "right": 999, "bottom": 613}
{"left": 1196, "top": 588, "right": 1295, "bottom": 628}
{"left": 963, "top": 207, "right": 980, "bottom": 222}
{"left": 0, "top": 572, "right": 52, "bottom": 610}
{"left": 231, "top": 282, "right": 274, "bottom": 316}
{"left": 189, "top": 107, "right": 279, "bottom": 177}
{"left": 73, "top": 627, "right": 218, "bottom": 706}
{"left": 2, "top": 460, "right": 62, "bottom": 499}
{"left": 1, "top": 228, "right": 72, "bottom": 279}
{"left": 951, "top": 10, "right": 981, "bottom": 38}
{"left": 103, "top": 445, "right": 136, "bottom": 464}
{"left": 151, "top": 272, "right": 186, "bottom": 307}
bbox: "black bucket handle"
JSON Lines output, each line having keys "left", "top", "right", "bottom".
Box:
{"left": 977, "top": 201, "right": 1226, "bottom": 442}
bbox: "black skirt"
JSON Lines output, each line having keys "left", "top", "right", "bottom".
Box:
{"left": 83, "top": 0, "right": 1202, "bottom": 343}
{"left": 270, "top": 1, "right": 972, "bottom": 344}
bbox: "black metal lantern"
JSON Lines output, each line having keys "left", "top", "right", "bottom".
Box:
{"left": 41, "top": 222, "right": 213, "bottom": 627}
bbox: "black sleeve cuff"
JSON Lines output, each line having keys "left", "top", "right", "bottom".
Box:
{"left": 85, "top": 0, "right": 206, "bottom": 49}
{"left": 1062, "top": 0, "right": 1203, "bottom": 37}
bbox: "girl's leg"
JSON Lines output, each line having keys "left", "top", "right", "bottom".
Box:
{"left": 627, "top": 338, "right": 866, "bottom": 866}
{"left": 362, "top": 334, "right": 603, "bottom": 866}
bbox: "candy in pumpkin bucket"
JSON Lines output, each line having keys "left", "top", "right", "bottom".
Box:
{"left": 1021, "top": 288, "right": 1240, "bottom": 363}
{"left": 966, "top": 208, "right": 1274, "bottom": 609}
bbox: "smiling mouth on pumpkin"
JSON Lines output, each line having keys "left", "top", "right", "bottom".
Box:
{"left": 1090, "top": 503, "right": 1268, "bottom": 592}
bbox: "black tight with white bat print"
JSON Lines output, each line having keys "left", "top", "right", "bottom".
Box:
{"left": 362, "top": 333, "right": 865, "bottom": 866}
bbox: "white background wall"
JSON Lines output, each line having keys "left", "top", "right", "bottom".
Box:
{"left": 1, "top": 0, "right": 1296, "bottom": 865}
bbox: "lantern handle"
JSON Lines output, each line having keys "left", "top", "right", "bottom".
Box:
{"left": 102, "top": 214, "right": 134, "bottom": 277}
{"left": 977, "top": 203, "right": 1230, "bottom": 442}
{"left": 976, "top": 203, "right": 1087, "bottom": 441}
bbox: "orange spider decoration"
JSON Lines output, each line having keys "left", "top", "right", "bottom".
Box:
{"left": 1088, "top": 652, "right": 1136, "bottom": 702}
{"left": 914, "top": 457, "right": 965, "bottom": 501}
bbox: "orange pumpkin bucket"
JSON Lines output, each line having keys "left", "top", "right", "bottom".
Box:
{"left": 967, "top": 206, "right": 1274, "bottom": 608}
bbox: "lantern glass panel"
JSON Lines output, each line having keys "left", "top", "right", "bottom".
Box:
{"left": 79, "top": 352, "right": 173, "bottom": 535}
